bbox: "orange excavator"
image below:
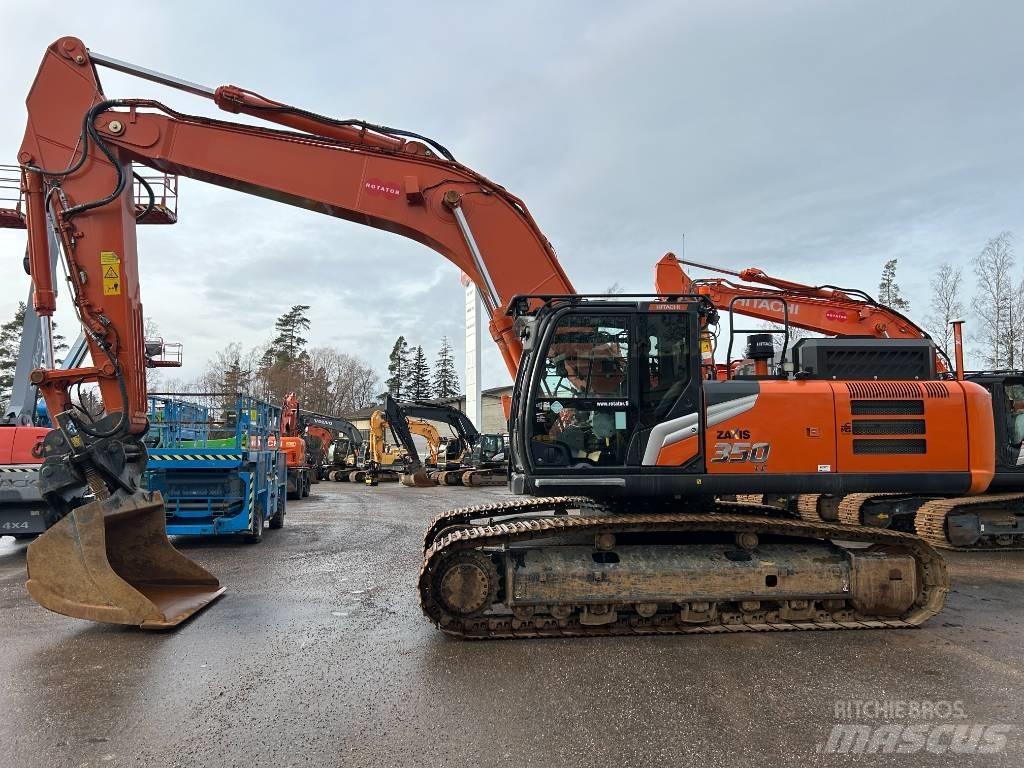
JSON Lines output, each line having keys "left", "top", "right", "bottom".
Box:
{"left": 656, "top": 254, "right": 1024, "bottom": 551}
{"left": 279, "top": 393, "right": 311, "bottom": 500}
{"left": 16, "top": 38, "right": 995, "bottom": 635}
{"left": 297, "top": 410, "right": 363, "bottom": 482}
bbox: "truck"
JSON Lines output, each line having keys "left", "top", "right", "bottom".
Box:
{"left": 144, "top": 393, "right": 287, "bottom": 541}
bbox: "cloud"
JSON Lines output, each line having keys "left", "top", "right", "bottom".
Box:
{"left": 1, "top": 0, "right": 1022, "bottom": 388}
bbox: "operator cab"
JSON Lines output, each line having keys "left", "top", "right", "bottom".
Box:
{"left": 966, "top": 372, "right": 1024, "bottom": 486}
{"left": 509, "top": 295, "right": 714, "bottom": 495}
{"left": 475, "top": 433, "right": 508, "bottom": 463}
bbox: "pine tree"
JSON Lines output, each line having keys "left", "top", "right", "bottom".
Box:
{"left": 0, "top": 302, "right": 66, "bottom": 415}
{"left": 222, "top": 357, "right": 248, "bottom": 395}
{"left": 408, "top": 345, "right": 431, "bottom": 400}
{"left": 262, "top": 305, "right": 312, "bottom": 401}
{"left": 878, "top": 259, "right": 910, "bottom": 311}
{"left": 0, "top": 302, "right": 27, "bottom": 412}
{"left": 272, "top": 305, "right": 311, "bottom": 365}
{"left": 384, "top": 336, "right": 411, "bottom": 399}
{"left": 432, "top": 336, "right": 460, "bottom": 398}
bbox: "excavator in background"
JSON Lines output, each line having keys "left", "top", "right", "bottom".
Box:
{"left": 297, "top": 410, "right": 363, "bottom": 482}
{"left": 279, "top": 393, "right": 311, "bottom": 499}
{"left": 656, "top": 253, "right": 1024, "bottom": 550}
{"left": 380, "top": 398, "right": 508, "bottom": 487}
{"left": 458, "top": 432, "right": 510, "bottom": 487}
{"left": 371, "top": 396, "right": 468, "bottom": 487}
{"left": 17, "top": 38, "right": 998, "bottom": 635}
{"left": 362, "top": 399, "right": 442, "bottom": 486}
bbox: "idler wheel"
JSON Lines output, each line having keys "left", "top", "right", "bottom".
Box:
{"left": 435, "top": 550, "right": 499, "bottom": 617}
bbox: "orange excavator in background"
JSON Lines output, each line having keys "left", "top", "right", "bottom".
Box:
{"left": 297, "top": 410, "right": 363, "bottom": 481}
{"left": 16, "top": 38, "right": 998, "bottom": 636}
{"left": 279, "top": 393, "right": 311, "bottom": 500}
{"left": 656, "top": 254, "right": 1024, "bottom": 550}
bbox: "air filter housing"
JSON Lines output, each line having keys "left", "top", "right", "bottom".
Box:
{"left": 793, "top": 338, "right": 936, "bottom": 380}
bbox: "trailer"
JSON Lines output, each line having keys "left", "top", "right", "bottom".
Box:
{"left": 143, "top": 393, "right": 287, "bottom": 541}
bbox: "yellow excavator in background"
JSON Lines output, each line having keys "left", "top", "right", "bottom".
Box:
{"left": 359, "top": 403, "right": 442, "bottom": 486}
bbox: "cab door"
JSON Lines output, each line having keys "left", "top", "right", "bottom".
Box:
{"left": 636, "top": 308, "right": 706, "bottom": 472}
{"left": 524, "top": 308, "right": 642, "bottom": 476}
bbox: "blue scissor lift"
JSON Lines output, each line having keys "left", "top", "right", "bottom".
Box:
{"left": 144, "top": 393, "right": 287, "bottom": 541}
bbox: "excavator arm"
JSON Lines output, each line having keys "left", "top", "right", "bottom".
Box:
{"left": 654, "top": 253, "right": 952, "bottom": 376}
{"left": 395, "top": 402, "right": 481, "bottom": 445}
{"left": 654, "top": 253, "right": 931, "bottom": 341}
{"left": 298, "top": 411, "right": 363, "bottom": 450}
{"left": 378, "top": 397, "right": 481, "bottom": 487}
{"left": 375, "top": 395, "right": 435, "bottom": 487}
{"left": 18, "top": 38, "right": 575, "bottom": 627}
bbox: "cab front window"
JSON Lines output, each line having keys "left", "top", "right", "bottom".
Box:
{"left": 531, "top": 314, "right": 632, "bottom": 467}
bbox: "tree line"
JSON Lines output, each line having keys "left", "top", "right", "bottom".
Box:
{"left": 384, "top": 335, "right": 461, "bottom": 401}
{"left": 917, "top": 231, "right": 1019, "bottom": 369}
{"left": 0, "top": 301, "right": 462, "bottom": 419}
{"left": 161, "top": 304, "right": 380, "bottom": 415}
{"left": 758, "top": 232, "right": 1015, "bottom": 370}
{"left": 3, "top": 233, "right": 1016, "bottom": 418}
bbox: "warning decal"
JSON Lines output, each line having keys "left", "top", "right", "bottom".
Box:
{"left": 101, "top": 251, "right": 121, "bottom": 296}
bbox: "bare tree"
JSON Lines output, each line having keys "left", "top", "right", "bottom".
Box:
{"left": 924, "top": 262, "right": 964, "bottom": 356}
{"left": 301, "top": 346, "right": 379, "bottom": 413}
{"left": 974, "top": 232, "right": 1015, "bottom": 368}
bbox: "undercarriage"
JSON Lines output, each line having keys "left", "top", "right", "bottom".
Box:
{"left": 418, "top": 497, "right": 948, "bottom": 639}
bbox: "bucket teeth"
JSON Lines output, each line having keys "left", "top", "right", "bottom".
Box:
{"left": 26, "top": 491, "right": 224, "bottom": 628}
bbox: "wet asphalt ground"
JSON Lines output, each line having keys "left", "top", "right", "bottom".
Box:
{"left": 1, "top": 482, "right": 1023, "bottom": 768}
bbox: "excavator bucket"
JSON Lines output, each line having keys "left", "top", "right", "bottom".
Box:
{"left": 25, "top": 491, "right": 224, "bottom": 629}
{"left": 401, "top": 468, "right": 436, "bottom": 487}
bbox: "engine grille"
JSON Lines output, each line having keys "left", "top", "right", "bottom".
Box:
{"left": 853, "top": 439, "right": 927, "bottom": 455}
{"left": 850, "top": 400, "right": 925, "bottom": 415}
{"left": 847, "top": 382, "right": 923, "bottom": 399}
{"left": 851, "top": 419, "right": 926, "bottom": 435}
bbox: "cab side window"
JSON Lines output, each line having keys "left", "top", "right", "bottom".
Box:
{"left": 641, "top": 312, "right": 691, "bottom": 424}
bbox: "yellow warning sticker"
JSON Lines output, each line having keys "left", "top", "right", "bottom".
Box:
{"left": 101, "top": 251, "right": 121, "bottom": 296}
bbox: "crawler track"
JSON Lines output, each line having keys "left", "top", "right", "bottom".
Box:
{"left": 837, "top": 493, "right": 900, "bottom": 527}
{"left": 812, "top": 492, "right": 1024, "bottom": 551}
{"left": 915, "top": 493, "right": 1024, "bottom": 551}
{"left": 796, "top": 494, "right": 843, "bottom": 523}
{"left": 418, "top": 497, "right": 948, "bottom": 639}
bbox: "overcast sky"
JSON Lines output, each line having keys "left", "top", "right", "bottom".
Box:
{"left": 1, "top": 0, "right": 1022, "bottom": 388}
